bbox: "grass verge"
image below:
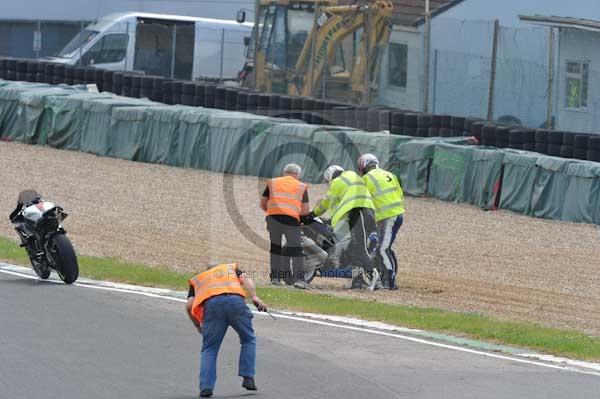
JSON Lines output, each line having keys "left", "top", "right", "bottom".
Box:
{"left": 1, "top": 236, "right": 599, "bottom": 361}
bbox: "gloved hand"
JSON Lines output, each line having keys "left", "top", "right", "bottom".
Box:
{"left": 300, "top": 211, "right": 316, "bottom": 224}
{"left": 252, "top": 295, "right": 267, "bottom": 312}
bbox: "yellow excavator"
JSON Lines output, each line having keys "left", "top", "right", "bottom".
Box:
{"left": 239, "top": 0, "right": 393, "bottom": 103}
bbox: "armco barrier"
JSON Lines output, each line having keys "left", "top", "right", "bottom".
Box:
{"left": 1, "top": 80, "right": 599, "bottom": 226}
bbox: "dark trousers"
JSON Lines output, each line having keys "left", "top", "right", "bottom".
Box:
{"left": 375, "top": 214, "right": 403, "bottom": 287}
{"left": 347, "top": 207, "right": 376, "bottom": 272}
{"left": 266, "top": 216, "right": 305, "bottom": 282}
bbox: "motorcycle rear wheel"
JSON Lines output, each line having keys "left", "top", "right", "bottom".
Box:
{"left": 50, "top": 234, "right": 79, "bottom": 284}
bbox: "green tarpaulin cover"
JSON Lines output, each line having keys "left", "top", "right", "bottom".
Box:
{"left": 2, "top": 82, "right": 599, "bottom": 225}
{"left": 563, "top": 161, "right": 600, "bottom": 224}
{"left": 530, "top": 156, "right": 579, "bottom": 220}
{"left": 46, "top": 92, "right": 114, "bottom": 150}
{"left": 498, "top": 150, "right": 542, "bottom": 215}
{"left": 79, "top": 97, "right": 157, "bottom": 156}
{"left": 0, "top": 81, "right": 50, "bottom": 140}
{"left": 15, "top": 85, "right": 86, "bottom": 144}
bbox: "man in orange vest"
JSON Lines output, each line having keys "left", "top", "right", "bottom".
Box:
{"left": 260, "top": 163, "right": 311, "bottom": 289}
{"left": 186, "top": 262, "right": 267, "bottom": 398}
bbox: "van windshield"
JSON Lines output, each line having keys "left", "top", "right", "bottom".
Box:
{"left": 58, "top": 29, "right": 99, "bottom": 58}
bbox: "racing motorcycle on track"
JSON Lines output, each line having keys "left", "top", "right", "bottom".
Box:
{"left": 9, "top": 190, "right": 79, "bottom": 284}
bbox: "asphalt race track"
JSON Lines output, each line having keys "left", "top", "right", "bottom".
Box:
{"left": 1, "top": 271, "right": 600, "bottom": 399}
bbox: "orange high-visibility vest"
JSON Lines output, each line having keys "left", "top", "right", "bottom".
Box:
{"left": 266, "top": 176, "right": 307, "bottom": 221}
{"left": 189, "top": 263, "right": 246, "bottom": 323}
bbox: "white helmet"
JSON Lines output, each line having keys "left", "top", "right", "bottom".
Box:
{"left": 357, "top": 153, "right": 380, "bottom": 175}
{"left": 324, "top": 165, "right": 345, "bottom": 183}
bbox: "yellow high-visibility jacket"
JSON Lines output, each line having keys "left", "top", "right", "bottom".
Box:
{"left": 313, "top": 171, "right": 374, "bottom": 227}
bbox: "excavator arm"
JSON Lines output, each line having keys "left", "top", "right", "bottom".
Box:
{"left": 350, "top": 2, "right": 393, "bottom": 96}
{"left": 289, "top": 0, "right": 393, "bottom": 100}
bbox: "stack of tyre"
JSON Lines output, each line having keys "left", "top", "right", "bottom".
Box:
{"left": 472, "top": 123, "right": 600, "bottom": 162}
{"left": 3, "top": 57, "right": 600, "bottom": 162}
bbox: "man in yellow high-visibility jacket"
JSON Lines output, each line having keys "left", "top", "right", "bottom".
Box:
{"left": 310, "top": 165, "right": 378, "bottom": 289}
{"left": 357, "top": 154, "right": 405, "bottom": 290}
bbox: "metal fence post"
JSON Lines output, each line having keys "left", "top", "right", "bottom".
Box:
{"left": 432, "top": 49, "right": 438, "bottom": 114}
{"left": 487, "top": 19, "right": 500, "bottom": 122}
{"left": 78, "top": 20, "right": 84, "bottom": 66}
{"left": 219, "top": 28, "right": 225, "bottom": 84}
{"left": 170, "top": 24, "right": 177, "bottom": 79}
{"left": 34, "top": 21, "right": 41, "bottom": 59}
{"left": 252, "top": 0, "right": 260, "bottom": 90}
{"left": 423, "top": 0, "right": 431, "bottom": 112}
{"left": 546, "top": 27, "right": 555, "bottom": 129}
{"left": 309, "top": 2, "right": 319, "bottom": 97}
{"left": 322, "top": 51, "right": 327, "bottom": 99}
{"left": 124, "top": 21, "right": 129, "bottom": 70}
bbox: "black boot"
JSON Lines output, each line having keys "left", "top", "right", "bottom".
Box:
{"left": 388, "top": 270, "right": 398, "bottom": 290}
{"left": 199, "top": 388, "right": 213, "bottom": 397}
{"left": 381, "top": 269, "right": 390, "bottom": 289}
{"left": 242, "top": 377, "right": 257, "bottom": 391}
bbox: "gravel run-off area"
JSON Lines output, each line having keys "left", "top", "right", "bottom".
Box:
{"left": 1, "top": 141, "right": 599, "bottom": 335}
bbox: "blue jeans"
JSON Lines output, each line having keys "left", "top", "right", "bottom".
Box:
{"left": 200, "top": 294, "right": 256, "bottom": 391}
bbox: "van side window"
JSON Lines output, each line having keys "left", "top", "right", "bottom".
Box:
{"left": 83, "top": 34, "right": 129, "bottom": 65}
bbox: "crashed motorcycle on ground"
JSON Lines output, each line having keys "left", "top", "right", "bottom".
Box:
{"left": 9, "top": 190, "right": 79, "bottom": 284}
{"left": 283, "top": 216, "right": 384, "bottom": 287}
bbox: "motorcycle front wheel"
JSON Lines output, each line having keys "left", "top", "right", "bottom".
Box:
{"left": 280, "top": 256, "right": 316, "bottom": 285}
{"left": 50, "top": 234, "right": 79, "bottom": 284}
{"left": 302, "top": 268, "right": 315, "bottom": 284}
{"left": 24, "top": 245, "right": 51, "bottom": 279}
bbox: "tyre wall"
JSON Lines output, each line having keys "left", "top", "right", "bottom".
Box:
{"left": 0, "top": 80, "right": 599, "bottom": 225}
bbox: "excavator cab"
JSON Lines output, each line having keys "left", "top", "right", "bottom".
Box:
{"left": 242, "top": 0, "right": 392, "bottom": 103}
{"left": 246, "top": 1, "right": 336, "bottom": 93}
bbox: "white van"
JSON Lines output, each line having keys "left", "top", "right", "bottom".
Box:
{"left": 47, "top": 12, "right": 253, "bottom": 81}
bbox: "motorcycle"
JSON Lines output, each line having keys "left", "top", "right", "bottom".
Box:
{"left": 282, "top": 216, "right": 376, "bottom": 285}
{"left": 9, "top": 190, "right": 79, "bottom": 284}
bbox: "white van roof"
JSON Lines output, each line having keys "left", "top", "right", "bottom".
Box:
{"left": 88, "top": 11, "right": 253, "bottom": 31}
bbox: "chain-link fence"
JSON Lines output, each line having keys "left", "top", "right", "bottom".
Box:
{"left": 377, "top": 16, "right": 600, "bottom": 135}
{"left": 0, "top": 18, "right": 249, "bottom": 82}
{"left": 0, "top": 20, "right": 87, "bottom": 59}
{"left": 427, "top": 18, "right": 495, "bottom": 120}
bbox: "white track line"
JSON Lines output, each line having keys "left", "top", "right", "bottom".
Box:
{"left": 1, "top": 266, "right": 600, "bottom": 377}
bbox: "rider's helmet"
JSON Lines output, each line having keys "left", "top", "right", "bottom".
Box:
{"left": 357, "top": 153, "right": 380, "bottom": 176}
{"left": 323, "top": 165, "right": 345, "bottom": 183}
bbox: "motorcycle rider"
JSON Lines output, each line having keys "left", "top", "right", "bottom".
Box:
{"left": 310, "top": 165, "right": 379, "bottom": 289}
{"left": 9, "top": 190, "right": 42, "bottom": 223}
{"left": 357, "top": 154, "right": 405, "bottom": 290}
